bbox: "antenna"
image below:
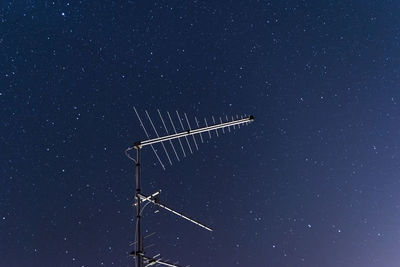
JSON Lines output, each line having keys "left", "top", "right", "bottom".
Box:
{"left": 126, "top": 108, "right": 254, "bottom": 267}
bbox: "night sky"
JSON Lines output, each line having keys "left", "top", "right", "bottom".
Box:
{"left": 2, "top": 1, "right": 400, "bottom": 266}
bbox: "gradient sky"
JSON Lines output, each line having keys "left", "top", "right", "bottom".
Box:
{"left": 2, "top": 1, "right": 400, "bottom": 267}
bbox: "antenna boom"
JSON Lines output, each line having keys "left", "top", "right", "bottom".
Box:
{"left": 133, "top": 115, "right": 254, "bottom": 148}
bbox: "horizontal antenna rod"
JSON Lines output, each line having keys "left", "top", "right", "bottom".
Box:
{"left": 144, "top": 256, "right": 182, "bottom": 267}
{"left": 138, "top": 193, "right": 213, "bottom": 232}
{"left": 132, "top": 115, "right": 254, "bottom": 148}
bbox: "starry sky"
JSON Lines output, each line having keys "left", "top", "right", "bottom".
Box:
{"left": 1, "top": 1, "right": 400, "bottom": 266}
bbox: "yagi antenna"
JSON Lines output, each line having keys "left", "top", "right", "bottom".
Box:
{"left": 143, "top": 254, "right": 186, "bottom": 267}
{"left": 126, "top": 107, "right": 255, "bottom": 267}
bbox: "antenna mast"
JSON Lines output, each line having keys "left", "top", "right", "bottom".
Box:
{"left": 126, "top": 107, "right": 254, "bottom": 267}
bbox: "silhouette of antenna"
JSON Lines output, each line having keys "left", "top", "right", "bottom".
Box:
{"left": 125, "top": 107, "right": 254, "bottom": 267}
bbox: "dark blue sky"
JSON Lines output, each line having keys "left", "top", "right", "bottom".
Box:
{"left": 1, "top": 1, "right": 400, "bottom": 266}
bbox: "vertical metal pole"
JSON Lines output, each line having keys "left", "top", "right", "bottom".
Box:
{"left": 135, "top": 147, "right": 143, "bottom": 267}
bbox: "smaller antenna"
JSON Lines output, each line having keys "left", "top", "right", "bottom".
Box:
{"left": 130, "top": 232, "right": 156, "bottom": 247}
{"left": 137, "top": 191, "right": 212, "bottom": 232}
{"left": 143, "top": 255, "right": 183, "bottom": 267}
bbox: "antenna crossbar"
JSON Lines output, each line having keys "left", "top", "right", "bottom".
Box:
{"left": 176, "top": 111, "right": 193, "bottom": 154}
{"left": 143, "top": 255, "right": 182, "bottom": 267}
{"left": 137, "top": 192, "right": 213, "bottom": 232}
{"left": 194, "top": 116, "right": 204, "bottom": 143}
{"left": 158, "top": 110, "right": 180, "bottom": 161}
{"left": 133, "top": 115, "right": 254, "bottom": 148}
{"left": 167, "top": 111, "right": 187, "bottom": 158}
